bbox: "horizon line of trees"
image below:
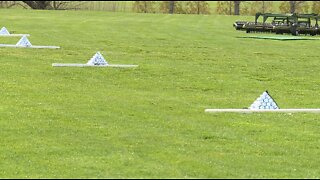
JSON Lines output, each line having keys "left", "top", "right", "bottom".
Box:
{"left": 217, "top": 1, "right": 319, "bottom": 15}
{"left": 1, "top": 1, "right": 320, "bottom": 15}
{"left": 133, "top": 1, "right": 210, "bottom": 14}
{"left": 135, "top": 1, "right": 320, "bottom": 15}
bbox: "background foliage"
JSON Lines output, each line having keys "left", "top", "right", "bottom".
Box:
{"left": 1, "top": 1, "right": 320, "bottom": 15}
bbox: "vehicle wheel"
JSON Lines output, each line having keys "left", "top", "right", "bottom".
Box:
{"left": 292, "top": 30, "right": 299, "bottom": 36}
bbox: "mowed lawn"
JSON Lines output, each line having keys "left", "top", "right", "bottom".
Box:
{"left": 1, "top": 9, "right": 320, "bottom": 178}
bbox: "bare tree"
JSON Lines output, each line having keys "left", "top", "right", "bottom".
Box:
{"left": 0, "top": 1, "right": 26, "bottom": 8}
{"left": 111, "top": 1, "right": 118, "bottom": 12}
{"left": 169, "top": 1, "right": 175, "bottom": 14}
{"left": 312, "top": 1, "right": 320, "bottom": 14}
{"left": 22, "top": 1, "right": 86, "bottom": 10}
{"left": 133, "top": 1, "right": 156, "bottom": 13}
{"left": 290, "top": 1, "right": 296, "bottom": 13}
{"left": 216, "top": 1, "right": 234, "bottom": 15}
{"left": 280, "top": 1, "right": 308, "bottom": 14}
{"left": 122, "top": 1, "right": 127, "bottom": 12}
{"left": 52, "top": 1, "right": 70, "bottom": 10}
{"left": 196, "top": 1, "right": 200, "bottom": 14}
{"left": 234, "top": 1, "right": 240, "bottom": 15}
{"left": 289, "top": 1, "right": 305, "bottom": 13}
{"left": 185, "top": 1, "right": 210, "bottom": 14}
{"left": 22, "top": 1, "right": 53, "bottom": 9}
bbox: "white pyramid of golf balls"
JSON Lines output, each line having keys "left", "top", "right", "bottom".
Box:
{"left": 0, "top": 27, "right": 10, "bottom": 35}
{"left": 249, "top": 91, "right": 279, "bottom": 110}
{"left": 16, "top": 35, "right": 32, "bottom": 47}
{"left": 87, "top": 52, "right": 108, "bottom": 66}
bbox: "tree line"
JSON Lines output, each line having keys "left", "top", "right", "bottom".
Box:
{"left": 133, "top": 1, "right": 320, "bottom": 15}
{"left": 132, "top": 1, "right": 210, "bottom": 14}
{"left": 1, "top": 1, "right": 320, "bottom": 15}
{"left": 217, "top": 1, "right": 320, "bottom": 15}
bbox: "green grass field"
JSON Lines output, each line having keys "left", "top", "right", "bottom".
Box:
{"left": 1, "top": 9, "right": 320, "bottom": 178}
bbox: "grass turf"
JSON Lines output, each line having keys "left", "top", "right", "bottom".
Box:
{"left": 0, "top": 9, "right": 320, "bottom": 178}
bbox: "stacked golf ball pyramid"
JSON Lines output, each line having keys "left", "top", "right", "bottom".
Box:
{"left": 249, "top": 91, "right": 279, "bottom": 110}
{"left": 87, "top": 52, "right": 108, "bottom": 66}
{"left": 16, "top": 35, "right": 32, "bottom": 47}
{"left": 0, "top": 27, "right": 10, "bottom": 35}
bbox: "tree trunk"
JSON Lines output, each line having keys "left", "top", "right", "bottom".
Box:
{"left": 169, "top": 1, "right": 175, "bottom": 14}
{"left": 234, "top": 1, "right": 240, "bottom": 15}
{"left": 229, "top": 1, "right": 232, "bottom": 15}
{"left": 197, "top": 1, "right": 200, "bottom": 14}
{"left": 122, "top": 1, "right": 126, "bottom": 12}
{"left": 290, "top": 1, "right": 296, "bottom": 13}
{"left": 53, "top": 1, "right": 56, "bottom": 9}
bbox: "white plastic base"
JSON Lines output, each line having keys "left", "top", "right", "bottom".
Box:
{"left": 52, "top": 63, "right": 138, "bottom": 68}
{"left": 0, "top": 44, "right": 60, "bottom": 49}
{"left": 0, "top": 34, "right": 30, "bottom": 37}
{"left": 205, "top": 109, "right": 320, "bottom": 113}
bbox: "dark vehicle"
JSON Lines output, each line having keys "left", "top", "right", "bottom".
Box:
{"left": 234, "top": 13, "right": 320, "bottom": 36}
{"left": 233, "top": 21, "right": 248, "bottom": 30}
